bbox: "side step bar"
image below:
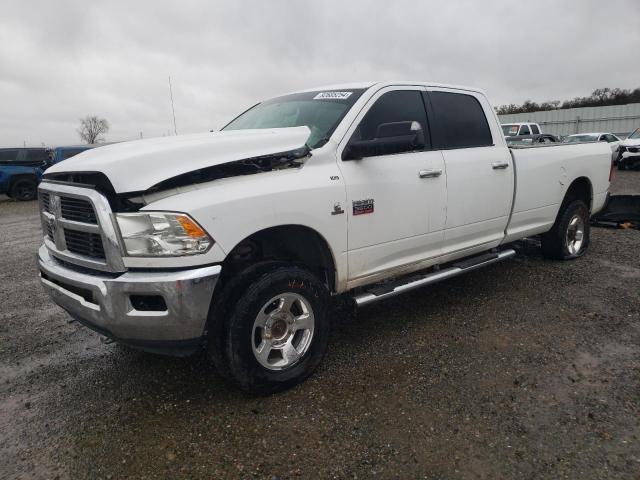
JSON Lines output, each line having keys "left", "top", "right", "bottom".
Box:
{"left": 353, "top": 248, "right": 516, "bottom": 307}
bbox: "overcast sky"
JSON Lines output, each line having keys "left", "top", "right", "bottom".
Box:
{"left": 2, "top": 0, "right": 639, "bottom": 147}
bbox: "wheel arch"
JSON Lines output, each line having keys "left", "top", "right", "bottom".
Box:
{"left": 9, "top": 173, "right": 38, "bottom": 189}
{"left": 221, "top": 224, "right": 338, "bottom": 293}
{"left": 563, "top": 176, "right": 593, "bottom": 212}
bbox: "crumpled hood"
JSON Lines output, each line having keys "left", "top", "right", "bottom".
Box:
{"left": 46, "top": 127, "right": 311, "bottom": 193}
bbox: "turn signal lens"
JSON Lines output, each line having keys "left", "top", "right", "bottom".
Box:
{"left": 176, "top": 215, "right": 207, "bottom": 238}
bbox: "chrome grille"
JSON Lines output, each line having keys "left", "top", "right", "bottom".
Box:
{"left": 38, "top": 182, "right": 126, "bottom": 273}
{"left": 64, "top": 228, "right": 106, "bottom": 259}
{"left": 61, "top": 197, "right": 98, "bottom": 224}
{"left": 40, "top": 191, "right": 51, "bottom": 213}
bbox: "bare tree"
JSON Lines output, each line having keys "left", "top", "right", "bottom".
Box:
{"left": 77, "top": 115, "right": 109, "bottom": 144}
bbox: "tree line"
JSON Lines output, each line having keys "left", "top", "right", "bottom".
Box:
{"left": 495, "top": 87, "right": 640, "bottom": 115}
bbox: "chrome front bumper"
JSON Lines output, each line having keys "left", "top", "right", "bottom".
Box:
{"left": 37, "top": 245, "right": 221, "bottom": 349}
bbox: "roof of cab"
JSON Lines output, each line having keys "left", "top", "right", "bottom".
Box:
{"left": 285, "top": 81, "right": 488, "bottom": 97}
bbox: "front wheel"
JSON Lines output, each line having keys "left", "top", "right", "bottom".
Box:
{"left": 211, "top": 266, "right": 330, "bottom": 394}
{"left": 541, "top": 200, "right": 590, "bottom": 260}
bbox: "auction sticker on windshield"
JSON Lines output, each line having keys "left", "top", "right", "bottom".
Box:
{"left": 313, "top": 91, "right": 353, "bottom": 100}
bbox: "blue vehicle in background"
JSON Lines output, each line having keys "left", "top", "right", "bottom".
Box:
{"left": 0, "top": 145, "right": 96, "bottom": 201}
{"left": 48, "top": 144, "right": 97, "bottom": 164}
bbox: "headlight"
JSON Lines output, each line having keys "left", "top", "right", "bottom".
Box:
{"left": 115, "top": 212, "right": 213, "bottom": 257}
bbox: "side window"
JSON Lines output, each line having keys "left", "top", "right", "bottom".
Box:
{"left": 25, "top": 149, "right": 49, "bottom": 163}
{"left": 605, "top": 134, "right": 617, "bottom": 143}
{"left": 428, "top": 91, "right": 493, "bottom": 148}
{"left": 519, "top": 125, "right": 531, "bottom": 135}
{"left": 530, "top": 124, "right": 540, "bottom": 134}
{"left": 0, "top": 149, "right": 20, "bottom": 162}
{"left": 349, "top": 90, "right": 429, "bottom": 158}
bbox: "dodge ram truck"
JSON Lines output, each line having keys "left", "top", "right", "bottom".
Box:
{"left": 37, "top": 82, "right": 612, "bottom": 394}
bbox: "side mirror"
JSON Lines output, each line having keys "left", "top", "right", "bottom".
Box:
{"left": 343, "top": 121, "right": 425, "bottom": 160}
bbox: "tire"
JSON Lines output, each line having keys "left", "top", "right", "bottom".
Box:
{"left": 618, "top": 162, "right": 627, "bottom": 171}
{"left": 541, "top": 199, "right": 590, "bottom": 260}
{"left": 10, "top": 177, "right": 37, "bottom": 201}
{"left": 209, "top": 266, "right": 330, "bottom": 395}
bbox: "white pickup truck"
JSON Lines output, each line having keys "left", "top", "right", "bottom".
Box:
{"left": 37, "top": 82, "right": 612, "bottom": 394}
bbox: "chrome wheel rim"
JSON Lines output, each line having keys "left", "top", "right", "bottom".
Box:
{"left": 565, "top": 214, "right": 585, "bottom": 255}
{"left": 251, "top": 293, "right": 314, "bottom": 371}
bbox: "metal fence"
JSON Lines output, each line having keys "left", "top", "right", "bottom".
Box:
{"left": 498, "top": 103, "right": 640, "bottom": 138}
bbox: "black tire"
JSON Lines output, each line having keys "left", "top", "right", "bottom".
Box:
{"left": 618, "top": 162, "right": 627, "bottom": 171}
{"left": 208, "top": 265, "right": 330, "bottom": 395}
{"left": 10, "top": 177, "right": 37, "bottom": 201}
{"left": 541, "top": 199, "right": 590, "bottom": 260}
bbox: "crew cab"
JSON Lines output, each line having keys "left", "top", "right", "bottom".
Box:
{"left": 37, "top": 82, "right": 611, "bottom": 394}
{"left": 501, "top": 122, "right": 542, "bottom": 136}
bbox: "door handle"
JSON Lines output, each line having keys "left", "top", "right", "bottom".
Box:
{"left": 419, "top": 169, "right": 442, "bottom": 178}
{"left": 492, "top": 162, "right": 510, "bottom": 170}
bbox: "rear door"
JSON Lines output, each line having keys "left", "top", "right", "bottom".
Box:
{"left": 338, "top": 86, "right": 447, "bottom": 283}
{"left": 426, "top": 89, "right": 513, "bottom": 255}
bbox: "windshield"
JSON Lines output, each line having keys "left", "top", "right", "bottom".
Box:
{"left": 502, "top": 124, "right": 520, "bottom": 136}
{"left": 563, "top": 134, "right": 598, "bottom": 143}
{"left": 629, "top": 128, "right": 640, "bottom": 140}
{"left": 223, "top": 89, "right": 365, "bottom": 148}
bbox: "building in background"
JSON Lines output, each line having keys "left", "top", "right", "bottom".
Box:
{"left": 498, "top": 103, "right": 640, "bottom": 138}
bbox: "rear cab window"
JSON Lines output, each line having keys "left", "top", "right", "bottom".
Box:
{"left": 427, "top": 91, "right": 493, "bottom": 149}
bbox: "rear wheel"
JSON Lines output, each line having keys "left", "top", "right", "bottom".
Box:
{"left": 209, "top": 266, "right": 330, "bottom": 394}
{"left": 10, "top": 178, "right": 37, "bottom": 201}
{"left": 541, "top": 200, "right": 590, "bottom": 260}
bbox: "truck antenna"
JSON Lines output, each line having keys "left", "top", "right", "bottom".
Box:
{"left": 168, "top": 76, "right": 178, "bottom": 135}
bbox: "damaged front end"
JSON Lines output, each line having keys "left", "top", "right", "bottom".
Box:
{"left": 44, "top": 145, "right": 311, "bottom": 211}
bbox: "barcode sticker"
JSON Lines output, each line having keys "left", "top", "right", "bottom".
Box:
{"left": 313, "top": 91, "right": 353, "bottom": 100}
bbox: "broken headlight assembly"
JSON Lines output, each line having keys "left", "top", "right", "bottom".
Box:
{"left": 115, "top": 212, "right": 213, "bottom": 256}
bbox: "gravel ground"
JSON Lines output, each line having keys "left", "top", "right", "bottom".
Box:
{"left": 1, "top": 172, "right": 639, "bottom": 480}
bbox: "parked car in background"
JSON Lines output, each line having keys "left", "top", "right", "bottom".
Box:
{"left": 506, "top": 133, "right": 559, "bottom": 146}
{"left": 563, "top": 132, "right": 622, "bottom": 152}
{"left": 501, "top": 122, "right": 542, "bottom": 136}
{"left": 0, "top": 148, "right": 50, "bottom": 201}
{"left": 618, "top": 127, "right": 640, "bottom": 170}
{"left": 49, "top": 144, "right": 98, "bottom": 164}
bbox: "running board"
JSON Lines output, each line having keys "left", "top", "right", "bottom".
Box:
{"left": 353, "top": 248, "right": 516, "bottom": 307}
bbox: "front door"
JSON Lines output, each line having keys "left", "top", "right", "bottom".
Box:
{"left": 337, "top": 87, "right": 447, "bottom": 285}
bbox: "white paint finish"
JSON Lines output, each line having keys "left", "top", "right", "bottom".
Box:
{"left": 335, "top": 85, "right": 447, "bottom": 282}
{"left": 505, "top": 141, "right": 611, "bottom": 240}
{"left": 45, "top": 81, "right": 613, "bottom": 295}
{"left": 430, "top": 88, "right": 514, "bottom": 254}
{"left": 144, "top": 149, "right": 350, "bottom": 291}
{"left": 45, "top": 127, "right": 312, "bottom": 193}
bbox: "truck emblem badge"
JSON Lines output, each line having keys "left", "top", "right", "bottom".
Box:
{"left": 352, "top": 199, "right": 374, "bottom": 216}
{"left": 331, "top": 202, "right": 344, "bottom": 215}
{"left": 49, "top": 194, "right": 60, "bottom": 214}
